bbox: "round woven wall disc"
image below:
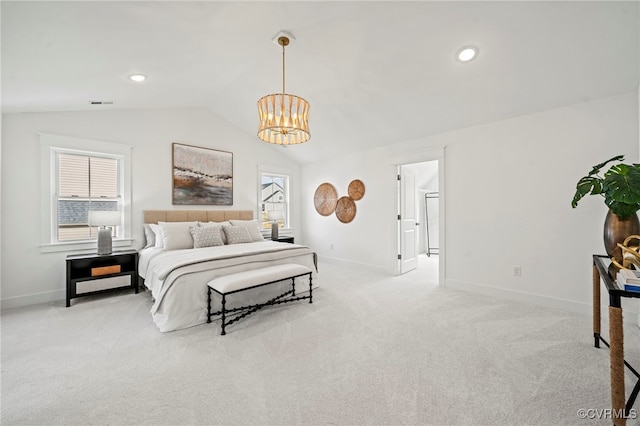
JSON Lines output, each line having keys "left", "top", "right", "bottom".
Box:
{"left": 314, "top": 183, "right": 338, "bottom": 216}
{"left": 335, "top": 196, "right": 356, "bottom": 223}
{"left": 348, "top": 179, "right": 365, "bottom": 201}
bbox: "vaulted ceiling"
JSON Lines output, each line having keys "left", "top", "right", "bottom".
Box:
{"left": 2, "top": 1, "right": 638, "bottom": 163}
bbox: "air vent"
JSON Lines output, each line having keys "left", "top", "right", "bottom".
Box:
{"left": 89, "top": 101, "right": 114, "bottom": 105}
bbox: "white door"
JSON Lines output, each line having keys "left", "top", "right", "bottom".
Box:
{"left": 399, "top": 167, "right": 418, "bottom": 273}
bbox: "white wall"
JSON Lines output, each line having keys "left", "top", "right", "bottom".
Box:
{"left": 1, "top": 107, "right": 301, "bottom": 308}
{"left": 301, "top": 91, "right": 639, "bottom": 315}
{"left": 302, "top": 148, "right": 399, "bottom": 273}
{"left": 3, "top": 91, "right": 638, "bottom": 314}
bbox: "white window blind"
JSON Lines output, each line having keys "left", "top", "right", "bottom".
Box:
{"left": 58, "top": 154, "right": 89, "bottom": 197}
{"left": 56, "top": 153, "right": 120, "bottom": 242}
{"left": 58, "top": 154, "right": 118, "bottom": 197}
{"left": 89, "top": 156, "right": 119, "bottom": 197}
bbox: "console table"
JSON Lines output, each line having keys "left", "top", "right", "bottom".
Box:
{"left": 593, "top": 254, "right": 640, "bottom": 425}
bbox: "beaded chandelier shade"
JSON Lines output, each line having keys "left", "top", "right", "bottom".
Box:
{"left": 257, "top": 35, "right": 310, "bottom": 145}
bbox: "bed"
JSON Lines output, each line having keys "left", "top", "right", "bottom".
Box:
{"left": 139, "top": 210, "right": 317, "bottom": 332}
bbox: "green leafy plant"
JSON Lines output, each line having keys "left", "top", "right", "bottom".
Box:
{"left": 572, "top": 155, "right": 640, "bottom": 219}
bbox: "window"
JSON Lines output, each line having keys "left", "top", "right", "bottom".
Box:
{"left": 259, "top": 169, "right": 290, "bottom": 232}
{"left": 56, "top": 152, "right": 120, "bottom": 242}
{"left": 40, "top": 134, "right": 132, "bottom": 252}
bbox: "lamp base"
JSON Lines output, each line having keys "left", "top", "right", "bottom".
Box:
{"left": 271, "top": 221, "right": 279, "bottom": 240}
{"left": 97, "top": 227, "right": 113, "bottom": 255}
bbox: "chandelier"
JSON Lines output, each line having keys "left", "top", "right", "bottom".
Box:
{"left": 257, "top": 33, "right": 310, "bottom": 145}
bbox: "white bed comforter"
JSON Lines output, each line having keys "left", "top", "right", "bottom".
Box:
{"left": 140, "top": 241, "right": 317, "bottom": 332}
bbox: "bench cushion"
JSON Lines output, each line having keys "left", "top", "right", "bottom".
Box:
{"left": 208, "top": 264, "right": 311, "bottom": 294}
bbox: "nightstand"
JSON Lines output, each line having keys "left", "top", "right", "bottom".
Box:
{"left": 272, "top": 236, "right": 294, "bottom": 244}
{"left": 66, "top": 250, "right": 139, "bottom": 307}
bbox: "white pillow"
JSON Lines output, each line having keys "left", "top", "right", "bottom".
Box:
{"left": 199, "top": 221, "right": 231, "bottom": 244}
{"left": 159, "top": 221, "right": 198, "bottom": 250}
{"left": 223, "top": 225, "right": 253, "bottom": 245}
{"left": 150, "top": 223, "right": 164, "bottom": 248}
{"left": 143, "top": 224, "right": 156, "bottom": 249}
{"left": 190, "top": 226, "right": 224, "bottom": 248}
{"left": 230, "top": 220, "right": 265, "bottom": 242}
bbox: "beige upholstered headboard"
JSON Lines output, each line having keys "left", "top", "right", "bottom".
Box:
{"left": 143, "top": 210, "right": 253, "bottom": 224}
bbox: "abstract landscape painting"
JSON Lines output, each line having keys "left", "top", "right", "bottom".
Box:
{"left": 172, "top": 143, "right": 233, "bottom": 205}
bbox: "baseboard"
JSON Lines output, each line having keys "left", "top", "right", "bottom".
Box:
{"left": 317, "top": 255, "right": 391, "bottom": 275}
{"left": 1, "top": 289, "right": 65, "bottom": 310}
{"left": 445, "top": 278, "right": 640, "bottom": 325}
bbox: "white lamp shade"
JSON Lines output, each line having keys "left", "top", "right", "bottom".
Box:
{"left": 89, "top": 210, "right": 121, "bottom": 227}
{"left": 268, "top": 210, "right": 285, "bottom": 221}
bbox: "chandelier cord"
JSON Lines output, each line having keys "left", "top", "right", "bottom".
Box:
{"left": 281, "top": 41, "right": 286, "bottom": 95}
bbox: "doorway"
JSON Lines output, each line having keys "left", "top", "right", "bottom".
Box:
{"left": 394, "top": 149, "right": 444, "bottom": 285}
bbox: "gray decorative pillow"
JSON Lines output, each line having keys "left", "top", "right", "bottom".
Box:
{"left": 229, "top": 219, "right": 265, "bottom": 242}
{"left": 223, "top": 225, "right": 253, "bottom": 245}
{"left": 190, "top": 226, "right": 224, "bottom": 248}
{"left": 199, "top": 221, "right": 230, "bottom": 244}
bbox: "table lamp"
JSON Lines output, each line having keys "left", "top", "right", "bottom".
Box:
{"left": 89, "top": 210, "right": 120, "bottom": 255}
{"left": 268, "top": 210, "right": 284, "bottom": 240}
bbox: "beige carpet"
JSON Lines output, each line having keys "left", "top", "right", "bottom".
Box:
{"left": 1, "top": 256, "right": 636, "bottom": 425}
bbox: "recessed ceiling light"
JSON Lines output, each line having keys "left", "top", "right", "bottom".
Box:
{"left": 456, "top": 46, "right": 478, "bottom": 62}
{"left": 129, "top": 74, "right": 147, "bottom": 82}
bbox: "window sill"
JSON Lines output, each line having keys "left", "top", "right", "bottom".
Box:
{"left": 261, "top": 229, "right": 293, "bottom": 236}
{"left": 40, "top": 239, "right": 134, "bottom": 254}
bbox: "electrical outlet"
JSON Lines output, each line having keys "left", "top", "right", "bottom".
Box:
{"left": 330, "top": 244, "right": 334, "bottom": 250}
{"left": 512, "top": 266, "right": 522, "bottom": 277}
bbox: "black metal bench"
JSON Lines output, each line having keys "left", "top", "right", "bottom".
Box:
{"left": 206, "top": 264, "right": 313, "bottom": 335}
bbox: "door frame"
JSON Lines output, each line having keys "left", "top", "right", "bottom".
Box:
{"left": 392, "top": 147, "right": 445, "bottom": 284}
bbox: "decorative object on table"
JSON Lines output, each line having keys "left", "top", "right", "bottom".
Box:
{"left": 257, "top": 31, "right": 310, "bottom": 145}
{"left": 335, "top": 196, "right": 357, "bottom": 224}
{"left": 571, "top": 155, "right": 640, "bottom": 265}
{"left": 314, "top": 183, "right": 338, "bottom": 216}
{"left": 348, "top": 179, "right": 365, "bottom": 201}
{"left": 604, "top": 210, "right": 640, "bottom": 268}
{"left": 268, "top": 209, "right": 284, "bottom": 240}
{"left": 615, "top": 267, "right": 640, "bottom": 292}
{"left": 172, "top": 143, "right": 233, "bottom": 206}
{"left": 617, "top": 266, "right": 640, "bottom": 282}
{"left": 88, "top": 210, "right": 120, "bottom": 255}
{"left": 612, "top": 234, "right": 640, "bottom": 270}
